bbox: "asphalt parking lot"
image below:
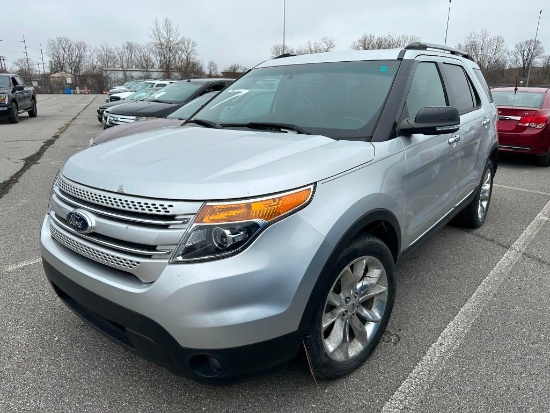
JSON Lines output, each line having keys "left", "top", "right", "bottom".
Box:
{"left": 1, "top": 94, "right": 549, "bottom": 412}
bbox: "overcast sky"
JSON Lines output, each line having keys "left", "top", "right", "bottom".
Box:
{"left": 3, "top": 0, "right": 549, "bottom": 72}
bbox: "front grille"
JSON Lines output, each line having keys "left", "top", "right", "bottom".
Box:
{"left": 50, "top": 222, "right": 141, "bottom": 270}
{"left": 56, "top": 176, "right": 175, "bottom": 215}
{"left": 48, "top": 175, "right": 202, "bottom": 283}
{"left": 107, "top": 114, "right": 136, "bottom": 126}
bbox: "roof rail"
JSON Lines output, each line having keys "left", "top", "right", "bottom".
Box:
{"left": 274, "top": 53, "right": 296, "bottom": 59}
{"left": 402, "top": 42, "right": 472, "bottom": 61}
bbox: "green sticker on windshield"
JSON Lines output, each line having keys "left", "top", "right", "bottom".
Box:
{"left": 380, "top": 66, "right": 388, "bottom": 72}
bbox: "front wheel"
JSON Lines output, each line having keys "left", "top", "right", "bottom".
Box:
{"left": 453, "top": 160, "right": 494, "bottom": 228}
{"left": 28, "top": 100, "right": 37, "bottom": 117}
{"left": 8, "top": 102, "right": 19, "bottom": 123}
{"left": 303, "top": 234, "right": 396, "bottom": 379}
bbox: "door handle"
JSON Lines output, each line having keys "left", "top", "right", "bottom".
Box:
{"left": 448, "top": 135, "right": 460, "bottom": 145}
{"left": 482, "top": 119, "right": 490, "bottom": 126}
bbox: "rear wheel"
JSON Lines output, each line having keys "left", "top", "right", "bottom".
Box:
{"left": 453, "top": 160, "right": 494, "bottom": 228}
{"left": 28, "top": 100, "right": 37, "bottom": 117}
{"left": 8, "top": 102, "right": 19, "bottom": 124}
{"left": 535, "top": 149, "right": 550, "bottom": 167}
{"left": 303, "top": 234, "right": 395, "bottom": 379}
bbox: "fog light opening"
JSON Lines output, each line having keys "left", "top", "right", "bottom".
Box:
{"left": 189, "top": 354, "right": 223, "bottom": 378}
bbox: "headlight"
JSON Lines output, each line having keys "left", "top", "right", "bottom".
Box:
{"left": 0, "top": 93, "right": 8, "bottom": 104}
{"left": 170, "top": 185, "right": 314, "bottom": 263}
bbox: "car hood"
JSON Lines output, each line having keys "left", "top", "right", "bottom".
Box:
{"left": 92, "top": 118, "right": 183, "bottom": 145}
{"left": 109, "top": 101, "right": 177, "bottom": 116}
{"left": 62, "top": 127, "right": 375, "bottom": 200}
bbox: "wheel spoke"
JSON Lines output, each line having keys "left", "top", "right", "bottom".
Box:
{"left": 325, "top": 316, "right": 346, "bottom": 354}
{"left": 352, "top": 259, "right": 367, "bottom": 281}
{"left": 357, "top": 304, "right": 382, "bottom": 322}
{"left": 350, "top": 316, "right": 369, "bottom": 343}
{"left": 322, "top": 308, "right": 345, "bottom": 331}
{"left": 358, "top": 284, "right": 387, "bottom": 302}
{"left": 327, "top": 291, "right": 344, "bottom": 307}
{"left": 339, "top": 267, "right": 357, "bottom": 293}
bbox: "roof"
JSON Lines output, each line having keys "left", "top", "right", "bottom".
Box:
{"left": 491, "top": 87, "right": 550, "bottom": 92}
{"left": 174, "top": 78, "right": 234, "bottom": 84}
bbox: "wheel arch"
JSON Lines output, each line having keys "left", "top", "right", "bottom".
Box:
{"left": 298, "top": 208, "right": 401, "bottom": 330}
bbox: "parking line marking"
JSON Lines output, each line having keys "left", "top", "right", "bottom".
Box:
{"left": 5, "top": 258, "right": 41, "bottom": 273}
{"left": 382, "top": 198, "right": 550, "bottom": 412}
{"left": 494, "top": 184, "right": 550, "bottom": 197}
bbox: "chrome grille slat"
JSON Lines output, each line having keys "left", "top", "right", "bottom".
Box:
{"left": 50, "top": 222, "right": 141, "bottom": 270}
{"left": 49, "top": 212, "right": 170, "bottom": 257}
{"left": 54, "top": 188, "right": 190, "bottom": 226}
{"left": 57, "top": 176, "right": 176, "bottom": 215}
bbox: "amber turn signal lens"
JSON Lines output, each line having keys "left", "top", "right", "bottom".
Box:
{"left": 195, "top": 187, "right": 313, "bottom": 224}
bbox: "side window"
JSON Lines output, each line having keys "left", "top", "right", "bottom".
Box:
{"left": 442, "top": 63, "right": 481, "bottom": 113}
{"left": 403, "top": 62, "right": 447, "bottom": 120}
{"left": 472, "top": 68, "right": 493, "bottom": 103}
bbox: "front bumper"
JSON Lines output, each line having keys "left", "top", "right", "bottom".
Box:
{"left": 0, "top": 103, "right": 13, "bottom": 118}
{"left": 40, "top": 211, "right": 329, "bottom": 380}
{"left": 43, "top": 259, "right": 304, "bottom": 382}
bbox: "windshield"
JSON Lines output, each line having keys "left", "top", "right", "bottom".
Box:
{"left": 127, "top": 89, "right": 156, "bottom": 101}
{"left": 190, "top": 61, "right": 399, "bottom": 139}
{"left": 492, "top": 91, "right": 544, "bottom": 109}
{"left": 167, "top": 92, "right": 218, "bottom": 120}
{"left": 0, "top": 76, "right": 10, "bottom": 89}
{"left": 133, "top": 82, "right": 155, "bottom": 92}
{"left": 144, "top": 82, "right": 202, "bottom": 104}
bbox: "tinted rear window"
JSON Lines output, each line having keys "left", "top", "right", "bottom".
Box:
{"left": 492, "top": 91, "right": 544, "bottom": 109}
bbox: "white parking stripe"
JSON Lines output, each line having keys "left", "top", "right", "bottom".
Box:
{"left": 494, "top": 184, "right": 550, "bottom": 197}
{"left": 4, "top": 258, "right": 41, "bottom": 273}
{"left": 382, "top": 198, "right": 550, "bottom": 412}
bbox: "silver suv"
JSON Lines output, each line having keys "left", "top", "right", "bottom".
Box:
{"left": 40, "top": 42, "right": 498, "bottom": 383}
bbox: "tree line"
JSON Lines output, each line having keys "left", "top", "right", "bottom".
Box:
{"left": 6, "top": 19, "right": 550, "bottom": 91}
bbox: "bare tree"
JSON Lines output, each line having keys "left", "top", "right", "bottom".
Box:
{"left": 542, "top": 55, "right": 550, "bottom": 80}
{"left": 296, "top": 37, "right": 336, "bottom": 55}
{"left": 175, "top": 37, "right": 199, "bottom": 78}
{"left": 11, "top": 57, "right": 34, "bottom": 78}
{"left": 207, "top": 61, "right": 218, "bottom": 77}
{"left": 116, "top": 41, "right": 140, "bottom": 81}
{"left": 223, "top": 64, "right": 247, "bottom": 78}
{"left": 456, "top": 30, "right": 508, "bottom": 72}
{"left": 351, "top": 33, "right": 420, "bottom": 50}
{"left": 510, "top": 39, "right": 545, "bottom": 78}
{"left": 95, "top": 43, "right": 118, "bottom": 70}
{"left": 135, "top": 44, "right": 157, "bottom": 76}
{"left": 150, "top": 17, "right": 198, "bottom": 78}
{"left": 47, "top": 37, "right": 88, "bottom": 76}
{"left": 270, "top": 44, "right": 295, "bottom": 58}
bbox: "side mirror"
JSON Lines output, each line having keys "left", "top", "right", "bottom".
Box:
{"left": 14, "top": 85, "right": 25, "bottom": 91}
{"left": 399, "top": 106, "right": 460, "bottom": 136}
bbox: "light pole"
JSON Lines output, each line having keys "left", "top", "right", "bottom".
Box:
{"left": 526, "top": 10, "right": 542, "bottom": 87}
{"left": 444, "top": 0, "right": 452, "bottom": 46}
{"left": 282, "top": 0, "right": 286, "bottom": 54}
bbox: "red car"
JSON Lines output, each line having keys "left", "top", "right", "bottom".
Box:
{"left": 492, "top": 87, "right": 550, "bottom": 166}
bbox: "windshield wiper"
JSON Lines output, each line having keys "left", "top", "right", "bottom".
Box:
{"left": 221, "top": 122, "right": 311, "bottom": 134}
{"left": 185, "top": 118, "right": 222, "bottom": 129}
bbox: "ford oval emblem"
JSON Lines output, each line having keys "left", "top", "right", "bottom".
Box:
{"left": 66, "top": 210, "right": 94, "bottom": 234}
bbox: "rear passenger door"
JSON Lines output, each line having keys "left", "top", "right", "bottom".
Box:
{"left": 399, "top": 61, "right": 460, "bottom": 246}
{"left": 440, "top": 62, "right": 488, "bottom": 204}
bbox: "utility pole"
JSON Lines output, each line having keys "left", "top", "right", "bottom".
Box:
{"left": 22, "top": 35, "right": 30, "bottom": 75}
{"left": 40, "top": 44, "right": 46, "bottom": 74}
{"left": 444, "top": 0, "right": 452, "bottom": 45}
{"left": 282, "top": 0, "right": 286, "bottom": 54}
{"left": 526, "top": 10, "right": 542, "bottom": 87}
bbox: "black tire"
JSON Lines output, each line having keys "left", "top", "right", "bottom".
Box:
{"left": 302, "top": 234, "right": 396, "bottom": 379}
{"left": 28, "top": 100, "right": 37, "bottom": 117}
{"left": 535, "top": 149, "right": 550, "bottom": 167}
{"left": 452, "top": 160, "right": 494, "bottom": 228}
{"left": 8, "top": 102, "right": 19, "bottom": 124}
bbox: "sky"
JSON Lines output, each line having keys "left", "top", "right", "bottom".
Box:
{"left": 2, "top": 0, "right": 549, "bottom": 73}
